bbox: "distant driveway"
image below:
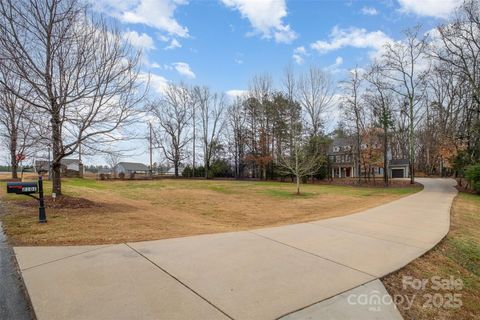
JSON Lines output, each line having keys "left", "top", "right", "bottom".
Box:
{"left": 14, "top": 178, "right": 457, "bottom": 320}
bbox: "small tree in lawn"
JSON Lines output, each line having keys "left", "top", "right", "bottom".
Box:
{"left": 278, "top": 98, "right": 322, "bottom": 195}
{"left": 104, "top": 150, "right": 122, "bottom": 178}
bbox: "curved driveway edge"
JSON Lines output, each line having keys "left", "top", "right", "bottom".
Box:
{"left": 13, "top": 178, "right": 457, "bottom": 320}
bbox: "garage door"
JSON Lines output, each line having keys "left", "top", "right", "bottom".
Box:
{"left": 391, "top": 169, "right": 404, "bottom": 178}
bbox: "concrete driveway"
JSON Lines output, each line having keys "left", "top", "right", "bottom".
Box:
{"left": 13, "top": 178, "right": 457, "bottom": 320}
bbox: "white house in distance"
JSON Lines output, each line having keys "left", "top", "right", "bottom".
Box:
{"left": 34, "top": 158, "right": 83, "bottom": 177}
{"left": 114, "top": 162, "right": 149, "bottom": 177}
{"left": 61, "top": 159, "right": 81, "bottom": 172}
{"left": 164, "top": 166, "right": 185, "bottom": 176}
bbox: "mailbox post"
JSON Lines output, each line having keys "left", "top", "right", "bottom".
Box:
{"left": 38, "top": 176, "right": 47, "bottom": 223}
{"left": 6, "top": 176, "right": 47, "bottom": 223}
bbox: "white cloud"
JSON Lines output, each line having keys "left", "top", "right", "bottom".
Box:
{"left": 333, "top": 56, "right": 343, "bottom": 67}
{"left": 226, "top": 90, "right": 247, "bottom": 99}
{"left": 165, "top": 38, "right": 182, "bottom": 50}
{"left": 311, "top": 26, "right": 393, "bottom": 55}
{"left": 292, "top": 46, "right": 307, "bottom": 65}
{"left": 123, "top": 30, "right": 155, "bottom": 50}
{"left": 325, "top": 56, "right": 344, "bottom": 74}
{"left": 142, "top": 56, "right": 161, "bottom": 69}
{"left": 349, "top": 67, "right": 366, "bottom": 75}
{"left": 172, "top": 62, "right": 195, "bottom": 79}
{"left": 96, "top": 0, "right": 189, "bottom": 38}
{"left": 295, "top": 46, "right": 306, "bottom": 55}
{"left": 221, "top": 0, "right": 297, "bottom": 43}
{"left": 139, "top": 72, "right": 169, "bottom": 95}
{"left": 361, "top": 7, "right": 379, "bottom": 16}
{"left": 292, "top": 55, "right": 303, "bottom": 64}
{"left": 397, "top": 0, "right": 462, "bottom": 19}
{"left": 234, "top": 58, "right": 244, "bottom": 64}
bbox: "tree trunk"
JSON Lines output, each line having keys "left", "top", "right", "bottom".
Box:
{"left": 409, "top": 99, "right": 415, "bottom": 184}
{"left": 51, "top": 161, "right": 62, "bottom": 195}
{"left": 383, "top": 129, "right": 388, "bottom": 187}
{"left": 9, "top": 137, "right": 18, "bottom": 179}
{"left": 356, "top": 140, "right": 361, "bottom": 184}
{"left": 296, "top": 175, "right": 300, "bottom": 195}
{"left": 234, "top": 144, "right": 239, "bottom": 179}
{"left": 205, "top": 160, "right": 209, "bottom": 179}
{"left": 51, "top": 113, "right": 63, "bottom": 195}
{"left": 192, "top": 111, "right": 196, "bottom": 178}
{"left": 11, "top": 161, "right": 18, "bottom": 179}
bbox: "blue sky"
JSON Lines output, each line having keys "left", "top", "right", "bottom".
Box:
{"left": 94, "top": 0, "right": 462, "bottom": 97}
{"left": 2, "top": 0, "right": 462, "bottom": 166}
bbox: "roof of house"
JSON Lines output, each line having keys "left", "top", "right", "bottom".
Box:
{"left": 61, "top": 159, "right": 80, "bottom": 165}
{"left": 116, "top": 162, "right": 149, "bottom": 171}
{"left": 328, "top": 137, "right": 353, "bottom": 154}
{"left": 389, "top": 159, "right": 410, "bottom": 166}
{"left": 35, "top": 159, "right": 80, "bottom": 166}
{"left": 35, "top": 160, "right": 50, "bottom": 172}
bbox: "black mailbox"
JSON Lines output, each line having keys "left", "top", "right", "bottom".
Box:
{"left": 6, "top": 182, "right": 38, "bottom": 194}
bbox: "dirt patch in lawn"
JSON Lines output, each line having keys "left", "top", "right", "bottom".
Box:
{"left": 12, "top": 195, "right": 98, "bottom": 209}
{"left": 382, "top": 193, "right": 480, "bottom": 320}
{"left": 0, "top": 178, "right": 421, "bottom": 246}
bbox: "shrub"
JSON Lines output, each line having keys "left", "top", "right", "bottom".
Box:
{"left": 210, "top": 160, "right": 232, "bottom": 178}
{"left": 194, "top": 166, "right": 205, "bottom": 178}
{"left": 465, "top": 164, "right": 480, "bottom": 193}
{"left": 182, "top": 166, "right": 192, "bottom": 178}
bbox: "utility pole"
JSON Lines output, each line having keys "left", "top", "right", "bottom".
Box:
{"left": 149, "top": 122, "right": 153, "bottom": 177}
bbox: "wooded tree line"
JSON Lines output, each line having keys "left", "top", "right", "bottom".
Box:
{"left": 150, "top": 1, "right": 480, "bottom": 189}
{"left": 1, "top": 0, "right": 480, "bottom": 194}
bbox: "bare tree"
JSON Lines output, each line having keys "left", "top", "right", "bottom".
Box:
{"left": 435, "top": 0, "right": 480, "bottom": 162}
{"left": 0, "top": 67, "right": 38, "bottom": 179}
{"left": 194, "top": 86, "right": 226, "bottom": 178}
{"left": 0, "top": 0, "right": 145, "bottom": 195}
{"left": 297, "top": 66, "right": 335, "bottom": 136}
{"left": 248, "top": 74, "right": 272, "bottom": 179}
{"left": 391, "top": 98, "right": 411, "bottom": 160}
{"left": 381, "top": 26, "right": 429, "bottom": 183}
{"left": 104, "top": 150, "right": 122, "bottom": 178}
{"left": 277, "top": 106, "right": 321, "bottom": 195}
{"left": 151, "top": 83, "right": 192, "bottom": 177}
{"left": 283, "top": 65, "right": 297, "bottom": 158}
{"left": 340, "top": 68, "right": 365, "bottom": 182}
{"left": 190, "top": 90, "right": 198, "bottom": 177}
{"left": 364, "top": 64, "right": 395, "bottom": 186}
{"left": 227, "top": 97, "right": 246, "bottom": 178}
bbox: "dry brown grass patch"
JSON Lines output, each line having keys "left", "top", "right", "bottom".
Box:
{"left": 0, "top": 178, "right": 420, "bottom": 245}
